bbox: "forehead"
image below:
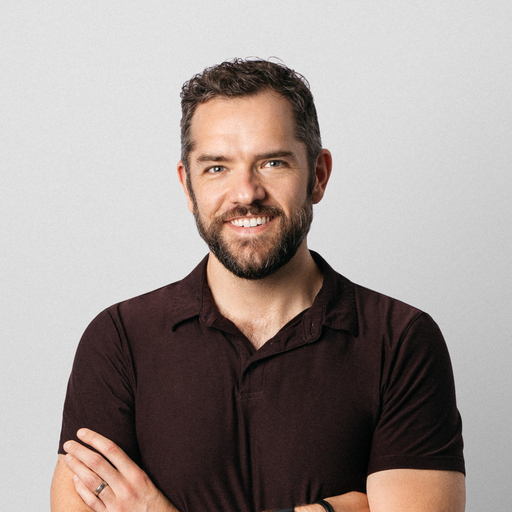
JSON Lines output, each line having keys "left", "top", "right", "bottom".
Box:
{"left": 188, "top": 91, "right": 300, "bottom": 155}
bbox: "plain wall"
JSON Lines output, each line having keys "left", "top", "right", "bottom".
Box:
{"left": 1, "top": 1, "right": 511, "bottom": 510}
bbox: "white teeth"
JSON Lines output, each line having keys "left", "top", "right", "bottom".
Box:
{"left": 230, "top": 216, "right": 271, "bottom": 228}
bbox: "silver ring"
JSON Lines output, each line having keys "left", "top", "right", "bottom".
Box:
{"left": 94, "top": 481, "right": 108, "bottom": 496}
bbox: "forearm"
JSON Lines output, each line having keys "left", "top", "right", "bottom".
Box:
{"left": 293, "top": 469, "right": 466, "bottom": 512}
{"left": 300, "top": 493, "right": 369, "bottom": 512}
{"left": 264, "top": 492, "right": 370, "bottom": 512}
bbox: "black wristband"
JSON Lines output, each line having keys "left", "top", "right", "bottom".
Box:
{"left": 315, "top": 499, "right": 334, "bottom": 512}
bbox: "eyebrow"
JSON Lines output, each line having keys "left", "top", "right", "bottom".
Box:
{"left": 196, "top": 154, "right": 232, "bottom": 163}
{"left": 195, "top": 150, "right": 297, "bottom": 164}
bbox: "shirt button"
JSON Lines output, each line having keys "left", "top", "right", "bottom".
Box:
{"left": 249, "top": 362, "right": 258, "bottom": 371}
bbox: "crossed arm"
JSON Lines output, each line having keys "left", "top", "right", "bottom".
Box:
{"left": 50, "top": 429, "right": 465, "bottom": 512}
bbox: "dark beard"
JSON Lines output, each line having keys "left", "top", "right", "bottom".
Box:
{"left": 192, "top": 199, "right": 313, "bottom": 280}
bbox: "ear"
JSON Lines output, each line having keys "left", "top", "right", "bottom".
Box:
{"left": 177, "top": 161, "right": 195, "bottom": 214}
{"left": 311, "top": 149, "right": 332, "bottom": 204}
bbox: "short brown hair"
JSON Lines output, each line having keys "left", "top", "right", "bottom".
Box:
{"left": 180, "top": 58, "right": 322, "bottom": 191}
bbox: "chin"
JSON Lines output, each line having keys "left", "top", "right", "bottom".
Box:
{"left": 213, "top": 241, "right": 299, "bottom": 281}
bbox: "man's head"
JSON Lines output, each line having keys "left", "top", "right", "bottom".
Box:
{"left": 180, "top": 58, "right": 322, "bottom": 193}
{"left": 177, "top": 59, "right": 331, "bottom": 280}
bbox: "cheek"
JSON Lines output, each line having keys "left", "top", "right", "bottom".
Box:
{"left": 194, "top": 191, "right": 225, "bottom": 221}
{"left": 270, "top": 174, "right": 309, "bottom": 203}
{"left": 202, "top": 183, "right": 232, "bottom": 211}
{"left": 279, "top": 189, "right": 309, "bottom": 214}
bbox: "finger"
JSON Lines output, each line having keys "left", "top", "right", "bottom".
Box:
{"left": 63, "top": 439, "right": 121, "bottom": 488}
{"left": 64, "top": 453, "right": 115, "bottom": 501}
{"left": 72, "top": 474, "right": 108, "bottom": 512}
{"left": 65, "top": 453, "right": 103, "bottom": 489}
{"left": 76, "top": 428, "right": 138, "bottom": 478}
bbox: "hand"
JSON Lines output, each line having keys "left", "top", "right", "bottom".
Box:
{"left": 64, "top": 428, "right": 179, "bottom": 512}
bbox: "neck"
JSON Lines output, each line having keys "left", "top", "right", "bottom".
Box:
{"left": 206, "top": 243, "right": 323, "bottom": 349}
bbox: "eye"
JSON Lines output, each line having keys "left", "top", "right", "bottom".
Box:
{"left": 206, "top": 165, "right": 226, "bottom": 174}
{"left": 263, "top": 160, "right": 284, "bottom": 168}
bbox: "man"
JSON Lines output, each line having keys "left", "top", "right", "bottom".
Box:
{"left": 51, "top": 59, "right": 465, "bottom": 512}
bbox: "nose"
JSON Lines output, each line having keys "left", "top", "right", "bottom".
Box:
{"left": 229, "top": 167, "right": 266, "bottom": 205}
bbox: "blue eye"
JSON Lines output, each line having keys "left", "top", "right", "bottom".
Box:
{"left": 265, "top": 160, "right": 282, "bottom": 168}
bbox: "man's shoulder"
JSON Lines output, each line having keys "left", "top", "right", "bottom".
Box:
{"left": 352, "top": 280, "right": 423, "bottom": 317}
{"left": 309, "top": 252, "right": 435, "bottom": 341}
{"left": 346, "top": 279, "right": 443, "bottom": 350}
{"left": 97, "top": 257, "right": 208, "bottom": 331}
{"left": 317, "top": 252, "right": 427, "bottom": 331}
{"left": 115, "top": 279, "right": 184, "bottom": 312}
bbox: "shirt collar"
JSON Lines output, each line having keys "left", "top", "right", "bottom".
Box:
{"left": 169, "top": 252, "right": 359, "bottom": 338}
{"left": 169, "top": 255, "right": 209, "bottom": 330}
{"left": 303, "top": 251, "right": 359, "bottom": 339}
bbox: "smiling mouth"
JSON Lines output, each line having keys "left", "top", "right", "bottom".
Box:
{"left": 230, "top": 216, "right": 272, "bottom": 228}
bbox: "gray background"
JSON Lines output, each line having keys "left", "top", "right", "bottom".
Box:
{"left": 1, "top": 1, "right": 511, "bottom": 510}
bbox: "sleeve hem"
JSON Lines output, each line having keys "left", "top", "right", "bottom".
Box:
{"left": 368, "top": 455, "right": 466, "bottom": 476}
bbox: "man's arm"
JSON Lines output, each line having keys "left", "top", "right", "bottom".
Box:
{"left": 53, "top": 429, "right": 464, "bottom": 512}
{"left": 51, "top": 455, "right": 93, "bottom": 512}
{"left": 293, "top": 492, "right": 370, "bottom": 512}
{"left": 289, "top": 469, "right": 465, "bottom": 512}
{"left": 53, "top": 429, "right": 364, "bottom": 512}
{"left": 51, "top": 429, "right": 179, "bottom": 512}
{"left": 366, "top": 469, "right": 465, "bottom": 512}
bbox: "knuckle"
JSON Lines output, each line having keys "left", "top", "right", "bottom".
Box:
{"left": 133, "top": 469, "right": 148, "bottom": 485}
{"left": 83, "top": 474, "right": 98, "bottom": 489}
{"left": 89, "top": 454, "right": 103, "bottom": 470}
{"left": 129, "top": 468, "right": 151, "bottom": 490}
{"left": 104, "top": 441, "right": 119, "bottom": 456}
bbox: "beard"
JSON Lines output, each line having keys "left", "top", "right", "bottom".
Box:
{"left": 191, "top": 196, "right": 313, "bottom": 280}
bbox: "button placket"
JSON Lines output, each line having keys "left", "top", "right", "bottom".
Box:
{"left": 239, "top": 357, "right": 265, "bottom": 398}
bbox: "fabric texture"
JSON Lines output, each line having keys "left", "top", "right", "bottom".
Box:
{"left": 58, "top": 252, "right": 464, "bottom": 512}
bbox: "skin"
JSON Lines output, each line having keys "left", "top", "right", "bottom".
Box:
{"left": 51, "top": 91, "right": 465, "bottom": 511}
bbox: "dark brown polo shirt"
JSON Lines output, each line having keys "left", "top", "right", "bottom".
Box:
{"left": 59, "top": 252, "right": 464, "bottom": 512}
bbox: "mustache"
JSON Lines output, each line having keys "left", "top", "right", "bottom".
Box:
{"left": 218, "top": 204, "right": 283, "bottom": 222}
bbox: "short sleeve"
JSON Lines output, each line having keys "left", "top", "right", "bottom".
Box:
{"left": 368, "top": 312, "right": 465, "bottom": 475}
{"left": 58, "top": 307, "right": 141, "bottom": 463}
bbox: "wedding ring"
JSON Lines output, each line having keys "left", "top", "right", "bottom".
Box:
{"left": 94, "top": 481, "right": 108, "bottom": 496}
